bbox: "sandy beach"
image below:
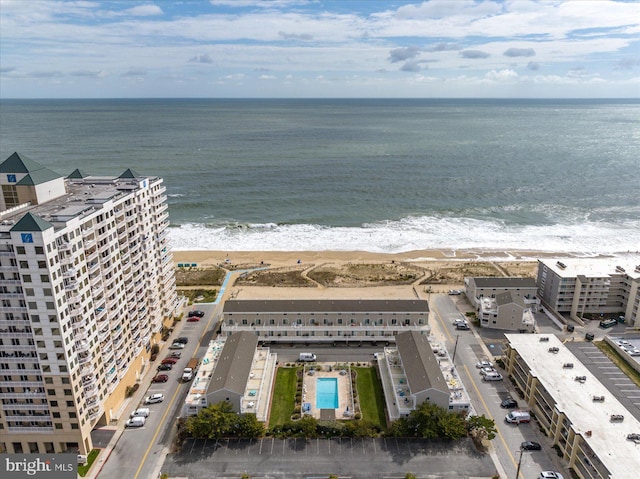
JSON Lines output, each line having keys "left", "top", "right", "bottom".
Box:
{"left": 171, "top": 249, "right": 555, "bottom": 301}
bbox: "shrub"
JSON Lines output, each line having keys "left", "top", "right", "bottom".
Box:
{"left": 125, "top": 383, "right": 139, "bottom": 398}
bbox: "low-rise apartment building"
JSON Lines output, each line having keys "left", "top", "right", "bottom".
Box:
{"left": 464, "top": 277, "right": 538, "bottom": 309}
{"left": 503, "top": 334, "right": 640, "bottom": 479}
{"left": 0, "top": 153, "right": 179, "bottom": 455}
{"left": 221, "top": 299, "right": 430, "bottom": 343}
{"left": 377, "top": 330, "right": 471, "bottom": 421}
{"left": 536, "top": 258, "right": 640, "bottom": 326}
{"left": 477, "top": 292, "right": 536, "bottom": 332}
{"left": 182, "top": 333, "right": 277, "bottom": 422}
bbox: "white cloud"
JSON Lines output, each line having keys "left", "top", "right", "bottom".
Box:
{"left": 485, "top": 69, "right": 518, "bottom": 81}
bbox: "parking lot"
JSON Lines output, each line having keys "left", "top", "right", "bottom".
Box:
{"left": 566, "top": 341, "right": 640, "bottom": 420}
{"left": 162, "top": 437, "right": 496, "bottom": 479}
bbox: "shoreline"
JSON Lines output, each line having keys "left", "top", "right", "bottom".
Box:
{"left": 171, "top": 248, "right": 615, "bottom": 269}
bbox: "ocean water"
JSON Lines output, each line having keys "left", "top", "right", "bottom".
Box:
{"left": 1, "top": 98, "right": 639, "bottom": 255}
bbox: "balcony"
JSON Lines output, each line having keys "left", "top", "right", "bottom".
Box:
{"left": 3, "top": 403, "right": 49, "bottom": 411}
{"left": 75, "top": 340, "right": 90, "bottom": 353}
{"left": 113, "top": 334, "right": 126, "bottom": 350}
{"left": 2, "top": 381, "right": 46, "bottom": 388}
{"left": 84, "top": 383, "right": 100, "bottom": 397}
{"left": 77, "top": 354, "right": 91, "bottom": 365}
{"left": 58, "top": 242, "right": 71, "bottom": 251}
{"left": 8, "top": 426, "right": 54, "bottom": 432}
{"left": 62, "top": 268, "right": 77, "bottom": 278}
{"left": 5, "top": 414, "right": 52, "bottom": 422}
{"left": 87, "top": 405, "right": 103, "bottom": 421}
{"left": 0, "top": 392, "right": 46, "bottom": 399}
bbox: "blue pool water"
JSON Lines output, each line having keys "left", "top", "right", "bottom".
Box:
{"left": 316, "top": 378, "right": 338, "bottom": 409}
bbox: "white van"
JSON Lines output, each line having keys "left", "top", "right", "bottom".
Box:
{"left": 125, "top": 416, "right": 146, "bottom": 428}
{"left": 505, "top": 410, "right": 531, "bottom": 424}
{"left": 298, "top": 352, "right": 317, "bottom": 362}
{"left": 130, "top": 407, "right": 150, "bottom": 418}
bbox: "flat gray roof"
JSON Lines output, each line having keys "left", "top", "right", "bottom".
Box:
{"left": 223, "top": 299, "right": 429, "bottom": 314}
{"left": 506, "top": 334, "right": 640, "bottom": 479}
{"left": 471, "top": 277, "right": 537, "bottom": 288}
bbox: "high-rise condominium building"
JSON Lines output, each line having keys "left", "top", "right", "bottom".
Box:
{"left": 0, "top": 153, "right": 179, "bottom": 455}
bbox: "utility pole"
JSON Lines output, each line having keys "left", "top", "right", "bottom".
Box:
{"left": 452, "top": 334, "right": 460, "bottom": 362}
{"left": 515, "top": 447, "right": 524, "bottom": 479}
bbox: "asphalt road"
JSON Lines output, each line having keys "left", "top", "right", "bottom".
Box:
{"left": 97, "top": 302, "right": 221, "bottom": 479}
{"left": 429, "top": 295, "right": 568, "bottom": 479}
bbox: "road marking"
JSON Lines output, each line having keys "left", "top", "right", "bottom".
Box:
{"left": 259, "top": 438, "right": 263, "bottom": 455}
{"left": 270, "top": 438, "right": 274, "bottom": 454}
{"left": 462, "top": 364, "right": 520, "bottom": 478}
{"left": 133, "top": 380, "right": 185, "bottom": 479}
{"left": 434, "top": 307, "right": 453, "bottom": 342}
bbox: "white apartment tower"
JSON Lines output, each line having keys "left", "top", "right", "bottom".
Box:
{"left": 0, "top": 152, "right": 179, "bottom": 455}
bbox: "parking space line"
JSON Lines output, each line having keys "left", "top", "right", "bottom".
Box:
{"left": 373, "top": 437, "right": 377, "bottom": 455}
{"left": 270, "top": 438, "right": 274, "bottom": 455}
{"left": 282, "top": 439, "right": 286, "bottom": 455}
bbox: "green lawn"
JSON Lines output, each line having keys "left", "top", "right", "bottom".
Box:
{"left": 354, "top": 367, "right": 387, "bottom": 428}
{"left": 269, "top": 367, "right": 300, "bottom": 427}
{"left": 77, "top": 449, "right": 100, "bottom": 477}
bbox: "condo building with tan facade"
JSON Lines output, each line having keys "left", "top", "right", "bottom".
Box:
{"left": 0, "top": 153, "right": 179, "bottom": 455}
{"left": 536, "top": 258, "right": 640, "bottom": 326}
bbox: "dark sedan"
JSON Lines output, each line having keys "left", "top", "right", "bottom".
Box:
{"left": 501, "top": 398, "right": 518, "bottom": 409}
{"left": 151, "top": 374, "right": 169, "bottom": 383}
{"left": 188, "top": 310, "right": 205, "bottom": 318}
{"left": 157, "top": 363, "right": 173, "bottom": 371}
{"left": 521, "top": 441, "right": 542, "bottom": 451}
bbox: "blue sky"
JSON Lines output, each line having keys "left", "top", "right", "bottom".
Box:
{"left": 1, "top": 0, "right": 639, "bottom": 98}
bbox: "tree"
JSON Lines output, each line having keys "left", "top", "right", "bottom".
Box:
{"left": 297, "top": 416, "right": 318, "bottom": 438}
{"left": 185, "top": 401, "right": 236, "bottom": 439}
{"left": 466, "top": 415, "right": 497, "bottom": 441}
{"left": 236, "top": 413, "right": 265, "bottom": 438}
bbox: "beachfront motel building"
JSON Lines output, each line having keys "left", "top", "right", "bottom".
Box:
{"left": 503, "top": 334, "right": 640, "bottom": 479}
{"left": 536, "top": 258, "right": 640, "bottom": 327}
{"left": 221, "top": 299, "right": 430, "bottom": 343}
{"left": 0, "top": 153, "right": 180, "bottom": 455}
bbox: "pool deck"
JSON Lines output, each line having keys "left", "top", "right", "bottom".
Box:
{"left": 302, "top": 364, "right": 354, "bottom": 420}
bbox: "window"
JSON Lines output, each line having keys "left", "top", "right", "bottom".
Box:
{"left": 22, "top": 274, "right": 31, "bottom": 283}
{"left": 35, "top": 247, "right": 44, "bottom": 254}
{"left": 44, "top": 377, "right": 53, "bottom": 384}
{"left": 41, "top": 275, "right": 50, "bottom": 283}
{"left": 38, "top": 261, "right": 46, "bottom": 269}
{"left": 55, "top": 423, "right": 63, "bottom": 430}
{"left": 16, "top": 246, "right": 26, "bottom": 254}
{"left": 49, "top": 401, "right": 58, "bottom": 407}
{"left": 52, "top": 412, "right": 61, "bottom": 418}
{"left": 66, "top": 401, "right": 73, "bottom": 407}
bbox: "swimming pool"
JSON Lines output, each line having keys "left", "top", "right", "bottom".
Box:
{"left": 316, "top": 378, "right": 338, "bottom": 409}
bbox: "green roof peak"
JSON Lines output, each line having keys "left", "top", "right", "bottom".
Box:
{"left": 10, "top": 212, "right": 54, "bottom": 232}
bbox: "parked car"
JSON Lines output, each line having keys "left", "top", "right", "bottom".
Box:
{"left": 144, "top": 393, "right": 165, "bottom": 404}
{"left": 521, "top": 441, "right": 541, "bottom": 451}
{"left": 500, "top": 398, "right": 518, "bottom": 409}
{"left": 448, "top": 290, "right": 462, "bottom": 295}
{"left": 456, "top": 321, "right": 470, "bottom": 330}
{"left": 585, "top": 332, "right": 595, "bottom": 341}
{"left": 125, "top": 416, "right": 146, "bottom": 428}
{"left": 77, "top": 454, "right": 87, "bottom": 465}
{"left": 161, "top": 358, "right": 178, "bottom": 365}
{"left": 188, "top": 310, "right": 205, "bottom": 318}
{"left": 175, "top": 337, "right": 189, "bottom": 344}
{"left": 480, "top": 367, "right": 497, "bottom": 376}
{"left": 540, "top": 472, "right": 563, "bottom": 479}
{"left": 157, "top": 363, "right": 173, "bottom": 371}
{"left": 151, "top": 374, "right": 169, "bottom": 383}
{"left": 169, "top": 342, "right": 185, "bottom": 350}
{"left": 628, "top": 349, "right": 640, "bottom": 356}
{"left": 168, "top": 352, "right": 182, "bottom": 358}
{"left": 130, "top": 407, "right": 150, "bottom": 418}
{"left": 476, "top": 360, "right": 494, "bottom": 369}
{"left": 483, "top": 372, "right": 503, "bottom": 381}
{"left": 186, "top": 316, "right": 200, "bottom": 322}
